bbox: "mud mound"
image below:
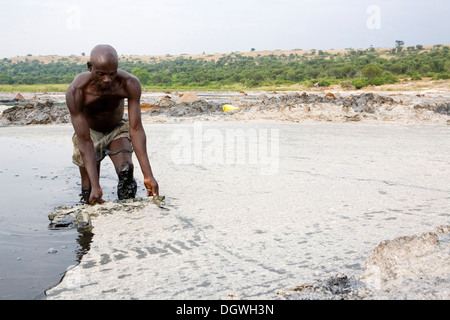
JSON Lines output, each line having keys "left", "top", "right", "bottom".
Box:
{"left": 231, "top": 92, "right": 449, "bottom": 124}
{"left": 48, "top": 196, "right": 166, "bottom": 230}
{"left": 0, "top": 100, "right": 70, "bottom": 125}
{"left": 155, "top": 99, "right": 223, "bottom": 117}
{"left": 260, "top": 92, "right": 395, "bottom": 113}
{"left": 176, "top": 92, "right": 200, "bottom": 104}
{"left": 140, "top": 92, "right": 449, "bottom": 124}
{"left": 414, "top": 102, "right": 450, "bottom": 115}
{"left": 280, "top": 225, "right": 450, "bottom": 300}
{"left": 279, "top": 273, "right": 368, "bottom": 300}
{"left": 1, "top": 92, "right": 448, "bottom": 125}
{"left": 359, "top": 225, "right": 450, "bottom": 299}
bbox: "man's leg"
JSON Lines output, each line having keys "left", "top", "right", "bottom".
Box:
{"left": 108, "top": 137, "right": 137, "bottom": 200}
{"left": 79, "top": 163, "right": 101, "bottom": 203}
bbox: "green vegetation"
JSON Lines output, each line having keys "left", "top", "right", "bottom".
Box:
{"left": 1, "top": 44, "right": 449, "bottom": 92}
{"left": 0, "top": 84, "right": 69, "bottom": 92}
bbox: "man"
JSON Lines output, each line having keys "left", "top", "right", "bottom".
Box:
{"left": 66, "top": 44, "right": 159, "bottom": 204}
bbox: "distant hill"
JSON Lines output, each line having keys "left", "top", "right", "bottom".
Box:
{"left": 2, "top": 45, "right": 449, "bottom": 90}
{"left": 6, "top": 45, "right": 442, "bottom": 64}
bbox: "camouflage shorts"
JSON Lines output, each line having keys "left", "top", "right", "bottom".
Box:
{"left": 72, "top": 120, "right": 130, "bottom": 167}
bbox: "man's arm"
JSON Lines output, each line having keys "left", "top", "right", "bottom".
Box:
{"left": 126, "top": 77, "right": 159, "bottom": 196}
{"left": 66, "top": 84, "right": 104, "bottom": 204}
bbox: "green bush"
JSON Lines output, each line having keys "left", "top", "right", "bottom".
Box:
{"left": 367, "top": 77, "right": 385, "bottom": 86}
{"left": 131, "top": 68, "right": 151, "bottom": 85}
{"left": 389, "top": 63, "right": 403, "bottom": 75}
{"left": 352, "top": 78, "right": 368, "bottom": 89}
{"left": 340, "top": 80, "right": 353, "bottom": 89}
{"left": 434, "top": 73, "right": 450, "bottom": 80}
{"left": 0, "top": 74, "right": 12, "bottom": 84}
{"left": 381, "top": 73, "right": 398, "bottom": 84}
{"left": 317, "top": 78, "right": 331, "bottom": 87}
{"left": 361, "top": 64, "right": 383, "bottom": 79}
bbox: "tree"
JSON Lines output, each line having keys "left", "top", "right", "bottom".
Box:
{"left": 131, "top": 67, "right": 150, "bottom": 85}
{"left": 395, "top": 40, "right": 404, "bottom": 47}
{"left": 389, "top": 63, "right": 403, "bottom": 75}
{"left": 362, "top": 64, "right": 383, "bottom": 79}
{"left": 395, "top": 40, "right": 405, "bottom": 54}
{"left": 0, "top": 74, "right": 12, "bottom": 84}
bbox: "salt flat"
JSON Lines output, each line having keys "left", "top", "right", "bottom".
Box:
{"left": 38, "top": 121, "right": 450, "bottom": 299}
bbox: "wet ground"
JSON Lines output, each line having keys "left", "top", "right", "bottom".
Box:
{"left": 39, "top": 121, "right": 450, "bottom": 300}
{"left": 1, "top": 121, "right": 449, "bottom": 299}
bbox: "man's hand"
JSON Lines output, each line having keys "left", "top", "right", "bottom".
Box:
{"left": 144, "top": 177, "right": 159, "bottom": 197}
{"left": 89, "top": 187, "right": 105, "bottom": 205}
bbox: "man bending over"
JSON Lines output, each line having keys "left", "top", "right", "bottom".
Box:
{"left": 66, "top": 44, "right": 159, "bottom": 204}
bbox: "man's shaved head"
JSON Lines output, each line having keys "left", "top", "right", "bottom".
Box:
{"left": 89, "top": 44, "right": 118, "bottom": 67}
{"left": 87, "top": 44, "right": 119, "bottom": 89}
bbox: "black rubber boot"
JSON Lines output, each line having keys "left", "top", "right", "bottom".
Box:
{"left": 80, "top": 189, "right": 91, "bottom": 204}
{"left": 117, "top": 164, "right": 137, "bottom": 200}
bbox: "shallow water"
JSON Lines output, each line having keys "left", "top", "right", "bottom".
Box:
{"left": 0, "top": 125, "right": 139, "bottom": 299}
{"left": 0, "top": 131, "right": 76, "bottom": 299}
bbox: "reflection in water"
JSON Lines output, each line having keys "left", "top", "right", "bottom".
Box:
{"left": 48, "top": 224, "right": 94, "bottom": 264}
{"left": 75, "top": 228, "right": 94, "bottom": 262}
{"left": 41, "top": 225, "right": 93, "bottom": 299}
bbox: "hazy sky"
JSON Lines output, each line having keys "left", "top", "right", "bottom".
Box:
{"left": 1, "top": 0, "right": 449, "bottom": 58}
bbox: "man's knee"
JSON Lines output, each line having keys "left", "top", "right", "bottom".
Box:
{"left": 117, "top": 161, "right": 134, "bottom": 178}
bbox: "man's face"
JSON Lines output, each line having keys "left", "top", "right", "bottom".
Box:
{"left": 89, "top": 61, "right": 118, "bottom": 90}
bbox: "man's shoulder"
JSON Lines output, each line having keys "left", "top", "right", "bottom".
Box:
{"left": 118, "top": 69, "right": 141, "bottom": 93}
{"left": 118, "top": 69, "right": 139, "bottom": 84}
{"left": 67, "top": 72, "right": 91, "bottom": 93}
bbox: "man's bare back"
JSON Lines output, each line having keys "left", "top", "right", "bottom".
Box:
{"left": 66, "top": 44, "right": 159, "bottom": 204}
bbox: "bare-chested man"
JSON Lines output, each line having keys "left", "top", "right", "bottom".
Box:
{"left": 66, "top": 44, "right": 159, "bottom": 205}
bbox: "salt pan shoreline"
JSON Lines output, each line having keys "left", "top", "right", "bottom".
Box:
{"left": 1, "top": 90, "right": 449, "bottom": 126}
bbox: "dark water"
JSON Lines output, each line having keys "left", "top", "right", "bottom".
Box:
{"left": 0, "top": 133, "right": 86, "bottom": 299}
{"left": 0, "top": 123, "right": 278, "bottom": 299}
{"left": 0, "top": 124, "right": 148, "bottom": 300}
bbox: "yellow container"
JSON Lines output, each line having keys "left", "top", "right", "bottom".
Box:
{"left": 223, "top": 104, "right": 239, "bottom": 111}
